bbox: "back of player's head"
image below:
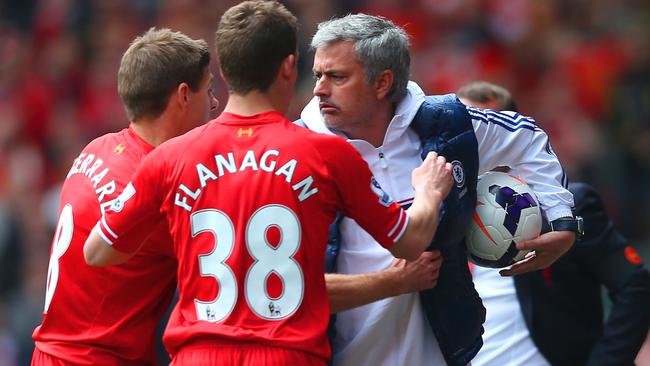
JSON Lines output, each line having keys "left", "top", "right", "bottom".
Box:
{"left": 457, "top": 81, "right": 518, "bottom": 112}
{"left": 311, "top": 14, "right": 410, "bottom": 104}
{"left": 118, "top": 27, "right": 210, "bottom": 121}
{"left": 215, "top": 0, "right": 298, "bottom": 95}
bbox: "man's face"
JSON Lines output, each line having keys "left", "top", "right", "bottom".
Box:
{"left": 186, "top": 69, "right": 218, "bottom": 131}
{"left": 312, "top": 41, "right": 379, "bottom": 133}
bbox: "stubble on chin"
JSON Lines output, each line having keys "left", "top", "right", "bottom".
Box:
{"left": 321, "top": 113, "right": 339, "bottom": 131}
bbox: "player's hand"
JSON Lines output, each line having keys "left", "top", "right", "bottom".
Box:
{"left": 387, "top": 250, "right": 443, "bottom": 295}
{"left": 412, "top": 152, "right": 453, "bottom": 201}
{"left": 499, "top": 231, "right": 576, "bottom": 276}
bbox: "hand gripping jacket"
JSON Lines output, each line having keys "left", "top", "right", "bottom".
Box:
{"left": 299, "top": 94, "right": 485, "bottom": 366}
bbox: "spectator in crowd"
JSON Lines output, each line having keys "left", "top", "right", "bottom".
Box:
{"left": 31, "top": 27, "right": 218, "bottom": 365}
{"left": 298, "top": 13, "right": 578, "bottom": 366}
{"left": 83, "top": 1, "right": 453, "bottom": 365}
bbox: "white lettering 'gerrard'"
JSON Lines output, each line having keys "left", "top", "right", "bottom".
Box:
{"left": 66, "top": 152, "right": 117, "bottom": 213}
{"left": 174, "top": 149, "right": 319, "bottom": 212}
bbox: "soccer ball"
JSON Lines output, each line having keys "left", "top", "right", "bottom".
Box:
{"left": 466, "top": 172, "right": 542, "bottom": 268}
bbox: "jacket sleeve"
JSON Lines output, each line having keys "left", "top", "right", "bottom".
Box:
{"left": 569, "top": 182, "right": 650, "bottom": 365}
{"left": 466, "top": 106, "right": 574, "bottom": 221}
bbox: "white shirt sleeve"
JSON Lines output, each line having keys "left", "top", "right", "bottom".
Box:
{"left": 467, "top": 106, "right": 574, "bottom": 222}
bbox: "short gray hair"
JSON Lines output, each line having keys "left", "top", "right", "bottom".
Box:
{"left": 311, "top": 14, "right": 410, "bottom": 103}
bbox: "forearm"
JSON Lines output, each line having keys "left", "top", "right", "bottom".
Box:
{"left": 391, "top": 151, "right": 451, "bottom": 260}
{"left": 392, "top": 190, "right": 443, "bottom": 260}
{"left": 84, "top": 224, "right": 133, "bottom": 266}
{"left": 326, "top": 272, "right": 399, "bottom": 313}
{"left": 406, "top": 191, "right": 442, "bottom": 243}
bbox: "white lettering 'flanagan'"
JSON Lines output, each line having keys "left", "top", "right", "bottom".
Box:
{"left": 292, "top": 176, "right": 318, "bottom": 201}
{"left": 197, "top": 163, "right": 217, "bottom": 188}
{"left": 215, "top": 152, "right": 236, "bottom": 177}
{"left": 175, "top": 185, "right": 201, "bottom": 212}
{"left": 260, "top": 150, "right": 279, "bottom": 172}
{"left": 173, "top": 149, "right": 319, "bottom": 211}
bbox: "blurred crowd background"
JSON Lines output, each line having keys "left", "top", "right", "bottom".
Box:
{"left": 0, "top": 0, "right": 648, "bottom": 364}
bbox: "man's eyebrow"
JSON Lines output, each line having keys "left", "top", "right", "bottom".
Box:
{"left": 313, "top": 68, "right": 343, "bottom": 75}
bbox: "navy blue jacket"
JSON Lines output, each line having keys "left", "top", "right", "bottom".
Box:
{"left": 300, "top": 94, "right": 486, "bottom": 366}
{"left": 410, "top": 95, "right": 484, "bottom": 366}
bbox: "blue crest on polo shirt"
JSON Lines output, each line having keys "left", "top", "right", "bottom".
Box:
{"left": 451, "top": 160, "right": 465, "bottom": 188}
{"left": 370, "top": 176, "right": 393, "bottom": 207}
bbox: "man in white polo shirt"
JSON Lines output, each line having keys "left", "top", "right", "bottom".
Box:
{"left": 298, "top": 14, "right": 578, "bottom": 366}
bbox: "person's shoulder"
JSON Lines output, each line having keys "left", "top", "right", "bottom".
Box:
{"left": 420, "top": 93, "right": 470, "bottom": 118}
{"left": 424, "top": 93, "right": 464, "bottom": 106}
{"left": 156, "top": 121, "right": 214, "bottom": 156}
{"left": 568, "top": 182, "right": 603, "bottom": 214}
{"left": 411, "top": 94, "right": 472, "bottom": 135}
{"left": 303, "top": 129, "right": 351, "bottom": 151}
{"left": 127, "top": 123, "right": 207, "bottom": 177}
{"left": 287, "top": 119, "right": 346, "bottom": 144}
{"left": 287, "top": 124, "right": 356, "bottom": 164}
{"left": 72, "top": 128, "right": 144, "bottom": 167}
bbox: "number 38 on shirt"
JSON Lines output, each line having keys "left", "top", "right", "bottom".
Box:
{"left": 191, "top": 204, "right": 304, "bottom": 322}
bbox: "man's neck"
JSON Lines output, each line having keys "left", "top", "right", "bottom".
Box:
{"left": 223, "top": 91, "right": 284, "bottom": 117}
{"left": 130, "top": 116, "right": 173, "bottom": 147}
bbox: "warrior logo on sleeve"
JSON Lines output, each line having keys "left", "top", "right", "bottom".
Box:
{"left": 370, "top": 177, "right": 393, "bottom": 207}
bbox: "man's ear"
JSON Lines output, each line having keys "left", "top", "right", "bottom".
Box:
{"left": 176, "top": 82, "right": 190, "bottom": 109}
{"left": 279, "top": 54, "right": 296, "bottom": 80}
{"left": 374, "top": 70, "right": 394, "bottom": 100}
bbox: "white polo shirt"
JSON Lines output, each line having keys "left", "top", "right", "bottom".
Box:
{"left": 472, "top": 266, "right": 550, "bottom": 366}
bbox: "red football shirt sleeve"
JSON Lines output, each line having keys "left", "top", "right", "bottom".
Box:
{"left": 326, "top": 139, "right": 408, "bottom": 248}
{"left": 97, "top": 151, "right": 167, "bottom": 254}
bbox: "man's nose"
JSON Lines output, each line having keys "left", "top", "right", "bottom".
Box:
{"left": 313, "top": 77, "right": 329, "bottom": 97}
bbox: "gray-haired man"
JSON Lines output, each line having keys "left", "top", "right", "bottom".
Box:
{"left": 297, "top": 14, "right": 578, "bottom": 366}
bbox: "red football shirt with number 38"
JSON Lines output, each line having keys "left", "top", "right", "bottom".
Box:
{"left": 98, "top": 112, "right": 408, "bottom": 362}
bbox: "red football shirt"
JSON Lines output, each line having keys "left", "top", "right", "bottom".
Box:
{"left": 98, "top": 111, "right": 408, "bottom": 360}
{"left": 32, "top": 127, "right": 177, "bottom": 365}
